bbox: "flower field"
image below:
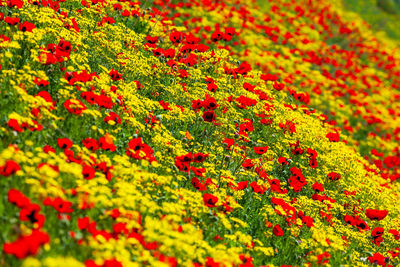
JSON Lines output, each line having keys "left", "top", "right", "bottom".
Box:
{"left": 1, "top": 0, "right": 400, "bottom": 266}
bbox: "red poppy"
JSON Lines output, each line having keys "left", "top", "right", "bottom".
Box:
{"left": 306, "top": 148, "right": 318, "bottom": 159}
{"left": 192, "top": 177, "right": 207, "bottom": 191}
{"left": 191, "top": 166, "right": 206, "bottom": 177}
{"left": 195, "top": 44, "right": 209, "bottom": 52}
{"left": 312, "top": 182, "right": 324, "bottom": 192}
{"left": 95, "top": 94, "right": 113, "bottom": 109}
{"left": 207, "top": 82, "right": 218, "bottom": 93}
{"left": 366, "top": 209, "right": 388, "bottom": 221}
{"left": 38, "top": 51, "right": 58, "bottom": 65}
{"left": 36, "top": 91, "right": 54, "bottom": 109}
{"left": 82, "top": 138, "right": 98, "bottom": 151}
{"left": 109, "top": 69, "right": 122, "bottom": 81}
{"left": 3, "top": 229, "right": 50, "bottom": 259}
{"left": 153, "top": 47, "right": 164, "bottom": 57}
{"left": 81, "top": 91, "right": 97, "bottom": 104}
{"left": 355, "top": 219, "right": 370, "bottom": 231}
{"left": 250, "top": 181, "right": 267, "bottom": 194}
{"left": 175, "top": 160, "right": 190, "bottom": 173}
{"left": 261, "top": 73, "right": 279, "bottom": 81}
{"left": 164, "top": 48, "right": 175, "bottom": 58}
{"left": 368, "top": 252, "right": 386, "bottom": 266}
{"left": 19, "top": 21, "right": 35, "bottom": 32}
{"left": 44, "top": 197, "right": 73, "bottom": 214}
{"left": 238, "top": 119, "right": 254, "bottom": 135}
{"left": 203, "top": 193, "right": 218, "bottom": 207}
{"left": 222, "top": 33, "right": 232, "bottom": 42}
{"left": 8, "top": 118, "right": 24, "bottom": 132}
{"left": 205, "top": 257, "right": 221, "bottom": 267}
{"left": 202, "top": 110, "right": 216, "bottom": 122}
{"left": 298, "top": 211, "right": 314, "bottom": 228}
{"left": 169, "top": 31, "right": 185, "bottom": 44}
{"left": 98, "top": 136, "right": 116, "bottom": 152}
{"left": 159, "top": 100, "right": 172, "bottom": 111}
{"left": 146, "top": 36, "right": 158, "bottom": 44}
{"left": 236, "top": 62, "right": 252, "bottom": 76}
{"left": 326, "top": 132, "right": 340, "bottom": 142}
{"left": 193, "top": 153, "right": 208, "bottom": 163}
{"left": 317, "top": 252, "right": 330, "bottom": 265}
{"left": 235, "top": 181, "right": 249, "bottom": 191}
{"left": 126, "top": 137, "right": 156, "bottom": 162}
{"left": 57, "top": 138, "right": 73, "bottom": 149}
{"left": 179, "top": 69, "right": 189, "bottom": 78}
{"left": 273, "top": 82, "right": 285, "bottom": 91}
{"left": 203, "top": 94, "right": 218, "bottom": 110}
{"left": 243, "top": 82, "right": 256, "bottom": 92}
{"left": 7, "top": 0, "right": 24, "bottom": 8}
{"left": 77, "top": 217, "right": 91, "bottom": 230}
{"left": 186, "top": 33, "right": 200, "bottom": 44}
{"left": 254, "top": 146, "right": 269, "bottom": 155}
{"left": 223, "top": 138, "right": 235, "bottom": 150}
{"left": 236, "top": 95, "right": 257, "bottom": 109}
{"left": 372, "top": 227, "right": 384, "bottom": 245}
{"left": 127, "top": 137, "right": 144, "bottom": 152}
{"left": 372, "top": 227, "right": 384, "bottom": 238}
{"left": 0, "top": 160, "right": 21, "bottom": 176}
{"left": 206, "top": 77, "right": 214, "bottom": 84}
{"left": 181, "top": 53, "right": 198, "bottom": 67}
{"left": 309, "top": 158, "right": 318, "bottom": 168}
{"left": 273, "top": 224, "right": 284, "bottom": 236}
{"left": 55, "top": 39, "right": 72, "bottom": 58}
{"left": 99, "top": 15, "right": 115, "bottom": 25}
{"left": 279, "top": 120, "right": 296, "bottom": 134}
{"left": 19, "top": 203, "right": 44, "bottom": 227}
{"left": 343, "top": 215, "right": 355, "bottom": 225}
{"left": 8, "top": 189, "right": 31, "bottom": 208}
{"left": 295, "top": 92, "right": 310, "bottom": 104}
{"left": 224, "top": 27, "right": 236, "bottom": 37}
{"left": 288, "top": 166, "right": 307, "bottom": 192}
{"left": 389, "top": 229, "right": 400, "bottom": 240}
{"left": 242, "top": 159, "right": 255, "bottom": 169}
{"left": 121, "top": 9, "right": 130, "bottom": 17}
{"left": 180, "top": 44, "right": 194, "bottom": 54}
{"left": 82, "top": 165, "right": 96, "bottom": 180}
{"left": 269, "top": 179, "right": 287, "bottom": 194}
{"left": 113, "top": 3, "right": 122, "bottom": 10}
{"left": 4, "top": 17, "right": 20, "bottom": 25}
{"left": 104, "top": 112, "right": 121, "bottom": 124}
{"left": 278, "top": 157, "right": 289, "bottom": 165}
{"left": 211, "top": 30, "right": 223, "bottom": 42}
{"left": 176, "top": 153, "right": 193, "bottom": 164}
{"left": 192, "top": 99, "right": 203, "bottom": 111}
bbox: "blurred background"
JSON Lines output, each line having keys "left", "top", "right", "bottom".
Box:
{"left": 345, "top": 0, "right": 400, "bottom": 40}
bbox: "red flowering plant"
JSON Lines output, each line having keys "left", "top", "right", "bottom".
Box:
{"left": 1, "top": 0, "right": 400, "bottom": 266}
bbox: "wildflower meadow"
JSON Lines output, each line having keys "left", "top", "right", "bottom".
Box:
{"left": 1, "top": 0, "right": 400, "bottom": 266}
